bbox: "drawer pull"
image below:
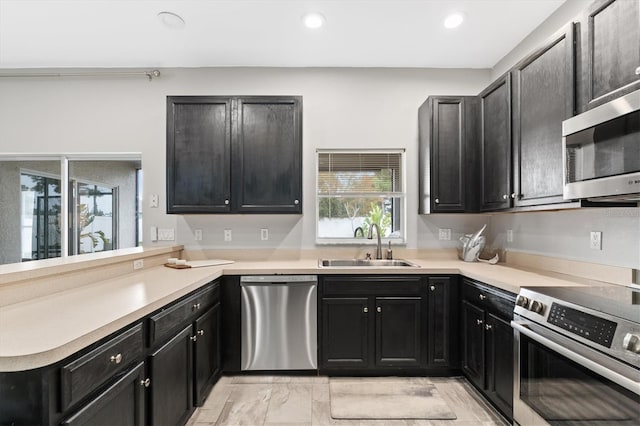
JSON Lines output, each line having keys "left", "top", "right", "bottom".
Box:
{"left": 485, "top": 324, "right": 493, "bottom": 331}
{"left": 192, "top": 303, "right": 201, "bottom": 311}
{"left": 110, "top": 353, "right": 123, "bottom": 364}
{"left": 197, "top": 330, "right": 205, "bottom": 336}
{"left": 479, "top": 294, "right": 486, "bottom": 301}
{"left": 224, "top": 199, "right": 230, "bottom": 205}
{"left": 294, "top": 199, "right": 300, "bottom": 205}
{"left": 190, "top": 335, "right": 198, "bottom": 342}
{"left": 477, "top": 319, "right": 483, "bottom": 326}
{"left": 434, "top": 198, "right": 440, "bottom": 204}
{"left": 377, "top": 306, "right": 382, "bottom": 313}
{"left": 363, "top": 307, "right": 369, "bottom": 313}
{"left": 430, "top": 285, "right": 436, "bottom": 291}
{"left": 140, "top": 378, "right": 151, "bottom": 388}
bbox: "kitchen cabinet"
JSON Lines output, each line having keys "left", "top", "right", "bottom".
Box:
{"left": 576, "top": 0, "right": 640, "bottom": 112}
{"left": 321, "top": 297, "right": 370, "bottom": 368}
{"left": 418, "top": 96, "right": 480, "bottom": 213}
{"left": 512, "top": 23, "right": 575, "bottom": 207}
{"left": 461, "top": 278, "right": 516, "bottom": 421}
{"left": 193, "top": 302, "right": 221, "bottom": 406}
{"left": 479, "top": 74, "right": 512, "bottom": 211}
{"left": 427, "top": 276, "right": 459, "bottom": 369}
{"left": 375, "top": 297, "right": 422, "bottom": 367}
{"left": 167, "top": 96, "right": 302, "bottom": 214}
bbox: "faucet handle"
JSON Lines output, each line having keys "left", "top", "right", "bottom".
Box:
{"left": 365, "top": 252, "right": 372, "bottom": 260}
{"left": 386, "top": 241, "right": 393, "bottom": 260}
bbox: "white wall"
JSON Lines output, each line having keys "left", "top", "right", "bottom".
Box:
{"left": 0, "top": 67, "right": 492, "bottom": 254}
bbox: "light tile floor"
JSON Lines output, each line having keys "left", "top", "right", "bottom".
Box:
{"left": 186, "top": 376, "right": 509, "bottom": 426}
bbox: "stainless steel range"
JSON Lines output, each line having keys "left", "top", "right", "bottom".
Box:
{"left": 512, "top": 285, "right": 640, "bottom": 425}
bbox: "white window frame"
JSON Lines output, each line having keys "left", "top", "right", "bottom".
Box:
{"left": 315, "top": 149, "right": 406, "bottom": 245}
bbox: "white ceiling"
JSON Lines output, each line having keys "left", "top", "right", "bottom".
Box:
{"left": 0, "top": 0, "right": 566, "bottom": 69}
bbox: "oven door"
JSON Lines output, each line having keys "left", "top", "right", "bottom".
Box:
{"left": 512, "top": 319, "right": 640, "bottom": 426}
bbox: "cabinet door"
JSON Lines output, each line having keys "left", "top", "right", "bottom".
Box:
{"left": 427, "top": 278, "right": 452, "bottom": 367}
{"left": 462, "top": 301, "right": 485, "bottom": 389}
{"left": 480, "top": 74, "right": 512, "bottom": 211}
{"left": 577, "top": 0, "right": 640, "bottom": 112}
{"left": 149, "top": 325, "right": 194, "bottom": 426}
{"left": 193, "top": 303, "right": 221, "bottom": 407}
{"left": 485, "top": 313, "right": 514, "bottom": 420}
{"left": 513, "top": 24, "right": 575, "bottom": 207}
{"left": 61, "top": 362, "right": 145, "bottom": 426}
{"left": 321, "top": 297, "right": 369, "bottom": 368}
{"left": 166, "top": 96, "right": 232, "bottom": 213}
{"left": 375, "top": 297, "right": 422, "bottom": 367}
{"left": 233, "top": 96, "right": 302, "bottom": 213}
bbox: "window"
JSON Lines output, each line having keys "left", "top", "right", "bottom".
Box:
{"left": 316, "top": 150, "right": 405, "bottom": 243}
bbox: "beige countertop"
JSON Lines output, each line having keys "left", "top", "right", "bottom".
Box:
{"left": 0, "top": 257, "right": 590, "bottom": 372}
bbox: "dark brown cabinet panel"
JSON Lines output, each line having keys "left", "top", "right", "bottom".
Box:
{"left": 148, "top": 325, "right": 194, "bottom": 426}
{"left": 166, "top": 97, "right": 232, "bottom": 213}
{"left": 480, "top": 74, "right": 512, "bottom": 211}
{"left": 61, "top": 363, "right": 146, "bottom": 426}
{"left": 462, "top": 300, "right": 485, "bottom": 388}
{"left": 375, "top": 297, "right": 422, "bottom": 367}
{"left": 577, "top": 0, "right": 640, "bottom": 112}
{"left": 233, "top": 97, "right": 303, "bottom": 213}
{"left": 418, "top": 96, "right": 480, "bottom": 213}
{"left": 194, "top": 303, "right": 221, "bottom": 406}
{"left": 485, "top": 313, "right": 514, "bottom": 420}
{"left": 512, "top": 24, "right": 575, "bottom": 207}
{"left": 427, "top": 276, "right": 458, "bottom": 368}
{"left": 321, "top": 297, "right": 369, "bottom": 368}
{"left": 167, "top": 96, "right": 302, "bottom": 214}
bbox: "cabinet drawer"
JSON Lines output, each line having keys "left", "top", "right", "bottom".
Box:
{"left": 462, "top": 279, "right": 515, "bottom": 320}
{"left": 148, "top": 282, "right": 219, "bottom": 346}
{"left": 61, "top": 323, "right": 144, "bottom": 411}
{"left": 322, "top": 276, "right": 422, "bottom": 296}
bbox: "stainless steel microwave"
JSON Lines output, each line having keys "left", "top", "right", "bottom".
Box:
{"left": 562, "top": 89, "right": 640, "bottom": 202}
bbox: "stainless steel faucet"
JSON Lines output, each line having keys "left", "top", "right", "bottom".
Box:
{"left": 367, "top": 223, "right": 383, "bottom": 260}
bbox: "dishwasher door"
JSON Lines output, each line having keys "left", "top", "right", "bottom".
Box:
{"left": 240, "top": 275, "right": 317, "bottom": 371}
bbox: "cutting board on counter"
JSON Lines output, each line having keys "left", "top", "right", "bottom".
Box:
{"left": 164, "top": 259, "right": 235, "bottom": 269}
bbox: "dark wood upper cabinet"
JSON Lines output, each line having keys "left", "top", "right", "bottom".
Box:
{"left": 233, "top": 97, "right": 303, "bottom": 213}
{"left": 512, "top": 23, "right": 575, "bottom": 207}
{"left": 479, "top": 74, "right": 512, "bottom": 211}
{"left": 167, "top": 96, "right": 302, "bottom": 214}
{"left": 418, "top": 96, "right": 480, "bottom": 213}
{"left": 167, "top": 96, "right": 232, "bottom": 213}
{"left": 576, "top": 0, "right": 640, "bottom": 112}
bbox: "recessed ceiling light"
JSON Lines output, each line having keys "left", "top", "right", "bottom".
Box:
{"left": 157, "top": 11, "right": 186, "bottom": 30}
{"left": 444, "top": 13, "right": 464, "bottom": 29}
{"left": 302, "top": 12, "right": 325, "bottom": 29}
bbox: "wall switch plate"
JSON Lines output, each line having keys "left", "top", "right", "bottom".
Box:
{"left": 260, "top": 228, "right": 269, "bottom": 241}
{"left": 149, "top": 194, "right": 159, "bottom": 208}
{"left": 150, "top": 226, "right": 158, "bottom": 242}
{"left": 438, "top": 228, "right": 451, "bottom": 241}
{"left": 158, "top": 228, "right": 175, "bottom": 241}
{"left": 194, "top": 229, "right": 203, "bottom": 241}
{"left": 133, "top": 259, "right": 144, "bottom": 270}
{"left": 224, "top": 229, "right": 232, "bottom": 242}
{"left": 506, "top": 229, "right": 514, "bottom": 243}
{"left": 590, "top": 231, "right": 602, "bottom": 250}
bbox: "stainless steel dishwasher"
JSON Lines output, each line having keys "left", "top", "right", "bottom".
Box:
{"left": 240, "top": 275, "right": 317, "bottom": 370}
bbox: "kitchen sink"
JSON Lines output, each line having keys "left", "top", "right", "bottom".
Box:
{"left": 318, "top": 259, "right": 420, "bottom": 268}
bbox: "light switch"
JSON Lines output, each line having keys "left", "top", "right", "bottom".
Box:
{"left": 150, "top": 226, "right": 158, "bottom": 242}
{"left": 158, "top": 228, "right": 175, "bottom": 241}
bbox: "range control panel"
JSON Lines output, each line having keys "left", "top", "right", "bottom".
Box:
{"left": 548, "top": 303, "right": 617, "bottom": 348}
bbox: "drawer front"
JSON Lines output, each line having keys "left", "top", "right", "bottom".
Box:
{"left": 462, "top": 279, "right": 515, "bottom": 320}
{"left": 61, "top": 323, "right": 144, "bottom": 411}
{"left": 148, "top": 282, "right": 219, "bottom": 346}
{"left": 322, "top": 276, "right": 422, "bottom": 296}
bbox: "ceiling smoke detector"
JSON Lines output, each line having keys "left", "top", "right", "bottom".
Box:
{"left": 157, "top": 11, "right": 186, "bottom": 29}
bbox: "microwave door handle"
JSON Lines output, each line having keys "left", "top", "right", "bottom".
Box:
{"left": 511, "top": 320, "right": 640, "bottom": 396}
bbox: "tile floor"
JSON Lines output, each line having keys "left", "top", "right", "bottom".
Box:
{"left": 186, "top": 375, "right": 509, "bottom": 426}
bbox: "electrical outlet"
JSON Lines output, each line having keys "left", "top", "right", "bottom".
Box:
{"left": 438, "top": 228, "right": 451, "bottom": 241}
{"left": 224, "top": 229, "right": 232, "bottom": 242}
{"left": 506, "top": 229, "right": 514, "bottom": 243}
{"left": 590, "top": 231, "right": 602, "bottom": 250}
{"left": 260, "top": 228, "right": 269, "bottom": 241}
{"left": 194, "top": 229, "right": 203, "bottom": 241}
{"left": 149, "top": 194, "right": 159, "bottom": 208}
{"left": 150, "top": 226, "right": 158, "bottom": 242}
{"left": 158, "top": 228, "right": 175, "bottom": 241}
{"left": 133, "top": 259, "right": 144, "bottom": 270}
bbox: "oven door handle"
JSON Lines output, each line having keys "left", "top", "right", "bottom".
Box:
{"left": 512, "top": 320, "right": 640, "bottom": 395}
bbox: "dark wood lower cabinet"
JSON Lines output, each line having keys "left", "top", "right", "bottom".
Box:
{"left": 61, "top": 363, "right": 146, "bottom": 426}
{"left": 485, "top": 313, "right": 514, "bottom": 419}
{"left": 194, "top": 303, "right": 221, "bottom": 406}
{"left": 462, "top": 301, "right": 485, "bottom": 388}
{"left": 321, "top": 297, "right": 369, "bottom": 368}
{"left": 375, "top": 297, "right": 421, "bottom": 367}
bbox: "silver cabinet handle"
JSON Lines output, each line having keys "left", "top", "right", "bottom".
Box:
{"left": 192, "top": 303, "right": 201, "bottom": 311}
{"left": 377, "top": 306, "right": 382, "bottom": 313}
{"left": 197, "top": 330, "right": 205, "bottom": 336}
{"left": 636, "top": 66, "right": 640, "bottom": 75}
{"left": 485, "top": 324, "right": 493, "bottom": 331}
{"left": 479, "top": 294, "right": 486, "bottom": 301}
{"left": 430, "top": 285, "right": 436, "bottom": 291}
{"left": 502, "top": 194, "right": 508, "bottom": 200}
{"left": 511, "top": 193, "right": 516, "bottom": 199}
{"left": 140, "top": 378, "right": 150, "bottom": 388}
{"left": 190, "top": 335, "right": 197, "bottom": 342}
{"left": 294, "top": 199, "right": 299, "bottom": 205}
{"left": 477, "top": 319, "right": 483, "bottom": 326}
{"left": 224, "top": 199, "right": 229, "bottom": 205}
{"left": 110, "top": 353, "right": 122, "bottom": 364}
{"left": 434, "top": 198, "right": 440, "bottom": 204}
{"left": 363, "top": 307, "right": 368, "bottom": 313}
